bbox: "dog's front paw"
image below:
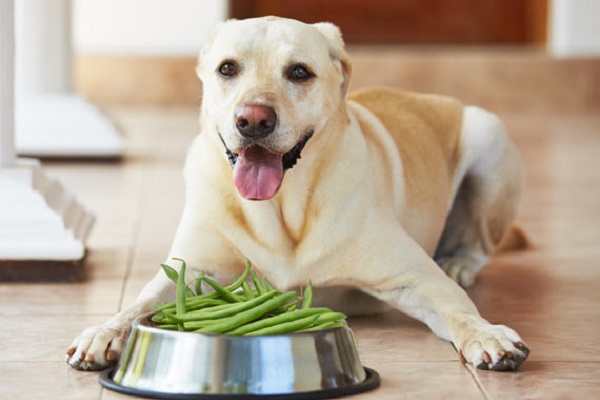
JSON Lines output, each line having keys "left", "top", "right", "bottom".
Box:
{"left": 459, "top": 323, "right": 530, "bottom": 371}
{"left": 66, "top": 324, "right": 129, "bottom": 371}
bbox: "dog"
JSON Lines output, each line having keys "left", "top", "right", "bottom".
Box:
{"left": 66, "top": 16, "right": 529, "bottom": 372}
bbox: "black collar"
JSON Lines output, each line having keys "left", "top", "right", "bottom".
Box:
{"left": 219, "top": 130, "right": 314, "bottom": 171}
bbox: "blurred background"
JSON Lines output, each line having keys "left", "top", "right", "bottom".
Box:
{"left": 66, "top": 0, "right": 598, "bottom": 114}
{"left": 2, "top": 3, "right": 599, "bottom": 398}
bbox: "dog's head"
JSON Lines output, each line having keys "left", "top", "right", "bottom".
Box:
{"left": 196, "top": 17, "right": 351, "bottom": 201}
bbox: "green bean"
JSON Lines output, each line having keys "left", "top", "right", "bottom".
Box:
{"left": 195, "top": 291, "right": 297, "bottom": 334}
{"left": 169, "top": 290, "right": 279, "bottom": 323}
{"left": 160, "top": 263, "right": 179, "bottom": 285}
{"left": 160, "top": 263, "right": 195, "bottom": 297}
{"left": 159, "top": 301, "right": 246, "bottom": 320}
{"left": 285, "top": 299, "right": 300, "bottom": 312}
{"left": 299, "top": 321, "right": 346, "bottom": 332}
{"left": 227, "top": 307, "right": 331, "bottom": 335}
{"left": 263, "top": 277, "right": 275, "bottom": 291}
{"left": 155, "top": 298, "right": 227, "bottom": 313}
{"left": 302, "top": 281, "right": 313, "bottom": 309}
{"left": 157, "top": 324, "right": 179, "bottom": 331}
{"left": 151, "top": 313, "right": 166, "bottom": 323}
{"left": 236, "top": 289, "right": 261, "bottom": 301}
{"left": 183, "top": 319, "right": 220, "bottom": 330}
{"left": 251, "top": 270, "right": 265, "bottom": 295}
{"left": 313, "top": 311, "right": 347, "bottom": 325}
{"left": 194, "top": 275, "right": 204, "bottom": 296}
{"left": 245, "top": 315, "right": 320, "bottom": 336}
{"left": 173, "top": 258, "right": 187, "bottom": 331}
{"left": 185, "top": 298, "right": 228, "bottom": 310}
{"left": 241, "top": 281, "right": 255, "bottom": 299}
{"left": 158, "top": 262, "right": 253, "bottom": 310}
{"left": 201, "top": 276, "right": 242, "bottom": 303}
{"left": 225, "top": 261, "right": 252, "bottom": 291}
{"left": 268, "top": 299, "right": 299, "bottom": 315}
{"left": 191, "top": 301, "right": 245, "bottom": 313}
{"left": 154, "top": 259, "right": 350, "bottom": 336}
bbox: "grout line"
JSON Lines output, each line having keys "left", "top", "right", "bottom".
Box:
{"left": 465, "top": 364, "right": 494, "bottom": 400}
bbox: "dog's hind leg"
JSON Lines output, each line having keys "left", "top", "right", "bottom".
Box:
{"left": 434, "top": 106, "right": 524, "bottom": 287}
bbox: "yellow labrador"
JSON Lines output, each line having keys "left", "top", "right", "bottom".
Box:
{"left": 67, "top": 16, "right": 529, "bottom": 371}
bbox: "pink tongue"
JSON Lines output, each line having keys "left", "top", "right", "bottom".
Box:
{"left": 233, "top": 146, "right": 283, "bottom": 200}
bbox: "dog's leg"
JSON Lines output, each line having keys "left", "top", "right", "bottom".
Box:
{"left": 65, "top": 269, "right": 175, "bottom": 370}
{"left": 435, "top": 106, "right": 524, "bottom": 287}
{"left": 360, "top": 249, "right": 529, "bottom": 371}
{"left": 66, "top": 202, "right": 232, "bottom": 371}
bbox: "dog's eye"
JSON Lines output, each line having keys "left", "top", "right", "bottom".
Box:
{"left": 218, "top": 61, "right": 238, "bottom": 78}
{"left": 288, "top": 64, "right": 314, "bottom": 82}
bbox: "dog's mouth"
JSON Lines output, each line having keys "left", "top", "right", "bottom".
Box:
{"left": 219, "top": 130, "right": 314, "bottom": 201}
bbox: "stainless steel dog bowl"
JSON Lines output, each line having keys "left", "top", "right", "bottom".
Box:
{"left": 99, "top": 314, "right": 379, "bottom": 399}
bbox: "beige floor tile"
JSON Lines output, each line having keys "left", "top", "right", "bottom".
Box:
{"left": 120, "top": 277, "right": 159, "bottom": 311}
{"left": 0, "top": 280, "right": 122, "bottom": 316}
{"left": 0, "top": 362, "right": 101, "bottom": 400}
{"left": 79, "top": 241, "right": 130, "bottom": 281}
{"left": 351, "top": 310, "right": 458, "bottom": 363}
{"left": 359, "top": 361, "right": 484, "bottom": 399}
{"left": 0, "top": 315, "right": 112, "bottom": 362}
{"left": 101, "top": 388, "right": 137, "bottom": 400}
{"left": 472, "top": 362, "right": 600, "bottom": 400}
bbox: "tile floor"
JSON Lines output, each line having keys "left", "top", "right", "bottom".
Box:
{"left": 0, "top": 106, "right": 599, "bottom": 399}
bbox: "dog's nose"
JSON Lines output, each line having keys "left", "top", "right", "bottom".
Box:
{"left": 235, "top": 104, "right": 277, "bottom": 138}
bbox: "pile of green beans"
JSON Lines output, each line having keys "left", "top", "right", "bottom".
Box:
{"left": 151, "top": 259, "right": 347, "bottom": 336}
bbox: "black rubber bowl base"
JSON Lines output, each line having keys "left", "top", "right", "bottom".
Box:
{"left": 99, "top": 367, "right": 380, "bottom": 400}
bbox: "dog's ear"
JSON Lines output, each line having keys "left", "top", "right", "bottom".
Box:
{"left": 313, "top": 22, "right": 352, "bottom": 94}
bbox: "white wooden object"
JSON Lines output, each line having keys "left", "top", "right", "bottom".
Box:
{"left": 16, "top": 93, "right": 124, "bottom": 158}
{"left": 550, "top": 0, "right": 600, "bottom": 56}
{"left": 0, "top": 0, "right": 15, "bottom": 168}
{"left": 0, "top": 0, "right": 94, "bottom": 263}
{"left": 14, "top": 0, "right": 123, "bottom": 158}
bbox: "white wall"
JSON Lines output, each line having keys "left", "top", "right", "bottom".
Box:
{"left": 73, "top": 0, "right": 227, "bottom": 56}
{"left": 550, "top": 0, "right": 600, "bottom": 56}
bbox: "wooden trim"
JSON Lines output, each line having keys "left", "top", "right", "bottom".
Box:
{"left": 74, "top": 51, "right": 600, "bottom": 113}
{"left": 527, "top": 0, "right": 549, "bottom": 44}
{"left": 74, "top": 55, "right": 202, "bottom": 107}
{"left": 229, "top": 0, "right": 548, "bottom": 45}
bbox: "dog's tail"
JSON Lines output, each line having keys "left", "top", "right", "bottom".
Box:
{"left": 496, "top": 224, "right": 530, "bottom": 252}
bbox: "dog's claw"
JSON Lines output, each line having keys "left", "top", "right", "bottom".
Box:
{"left": 482, "top": 351, "right": 492, "bottom": 364}
{"left": 462, "top": 323, "right": 530, "bottom": 371}
{"left": 66, "top": 324, "right": 128, "bottom": 371}
{"left": 106, "top": 350, "right": 117, "bottom": 361}
{"left": 475, "top": 343, "right": 530, "bottom": 371}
